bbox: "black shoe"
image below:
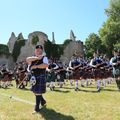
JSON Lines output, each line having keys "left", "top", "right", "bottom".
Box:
{"left": 52, "top": 86, "right": 55, "bottom": 90}
{"left": 50, "top": 86, "right": 55, "bottom": 91}
{"left": 97, "top": 88, "right": 101, "bottom": 92}
{"left": 75, "top": 88, "right": 79, "bottom": 91}
{"left": 60, "top": 84, "right": 63, "bottom": 88}
{"left": 81, "top": 85, "right": 84, "bottom": 87}
{"left": 50, "top": 87, "right": 53, "bottom": 91}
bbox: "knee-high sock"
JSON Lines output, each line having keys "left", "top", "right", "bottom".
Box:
{"left": 35, "top": 95, "right": 42, "bottom": 111}
{"left": 102, "top": 79, "right": 106, "bottom": 87}
{"left": 41, "top": 95, "right": 46, "bottom": 102}
{"left": 97, "top": 80, "right": 101, "bottom": 89}
{"left": 86, "top": 79, "right": 89, "bottom": 86}
{"left": 36, "top": 95, "right": 41, "bottom": 106}
{"left": 75, "top": 80, "right": 78, "bottom": 88}
{"left": 50, "top": 81, "right": 54, "bottom": 88}
{"left": 70, "top": 80, "right": 73, "bottom": 86}
{"left": 81, "top": 79, "right": 84, "bottom": 86}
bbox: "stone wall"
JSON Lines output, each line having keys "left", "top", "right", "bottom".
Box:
{"left": 7, "top": 32, "right": 17, "bottom": 53}
{"left": 17, "top": 31, "right": 48, "bottom": 62}
{"left": 28, "top": 31, "right": 48, "bottom": 46}
{"left": 5, "top": 31, "right": 84, "bottom": 65}
{"left": 17, "top": 41, "right": 35, "bottom": 62}
{"left": 60, "top": 40, "right": 84, "bottom": 65}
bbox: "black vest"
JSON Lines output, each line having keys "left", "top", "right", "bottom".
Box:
{"left": 112, "top": 56, "right": 120, "bottom": 68}
{"left": 31, "top": 57, "right": 46, "bottom": 75}
{"left": 92, "top": 58, "right": 102, "bottom": 65}
{"left": 48, "top": 63, "right": 57, "bottom": 69}
{"left": 71, "top": 60, "right": 80, "bottom": 67}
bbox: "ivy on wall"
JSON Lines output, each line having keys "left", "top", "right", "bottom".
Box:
{"left": 31, "top": 35, "right": 39, "bottom": 45}
{"left": 44, "top": 40, "right": 63, "bottom": 60}
{"left": 0, "top": 44, "right": 10, "bottom": 56}
{"left": 12, "top": 40, "right": 25, "bottom": 62}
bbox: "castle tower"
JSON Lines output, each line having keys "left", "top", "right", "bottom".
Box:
{"left": 7, "top": 32, "right": 17, "bottom": 53}
{"left": 17, "top": 33, "right": 24, "bottom": 40}
{"left": 52, "top": 32, "right": 55, "bottom": 44}
{"left": 70, "top": 30, "right": 76, "bottom": 41}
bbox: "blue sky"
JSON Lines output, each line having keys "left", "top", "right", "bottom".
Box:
{"left": 0, "top": 0, "right": 109, "bottom": 44}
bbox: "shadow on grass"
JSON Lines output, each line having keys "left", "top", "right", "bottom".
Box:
{"left": 0, "top": 87, "right": 11, "bottom": 90}
{"left": 53, "top": 89, "right": 70, "bottom": 93}
{"left": 101, "top": 88, "right": 119, "bottom": 92}
{"left": 77, "top": 89, "right": 98, "bottom": 93}
{"left": 77, "top": 87, "right": 119, "bottom": 93}
{"left": 39, "top": 107, "right": 75, "bottom": 120}
{"left": 61, "top": 86, "right": 75, "bottom": 90}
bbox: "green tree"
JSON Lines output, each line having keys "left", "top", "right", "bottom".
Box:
{"left": 62, "top": 39, "right": 72, "bottom": 48}
{"left": 114, "top": 43, "right": 120, "bottom": 50}
{"left": 105, "top": 0, "right": 120, "bottom": 21}
{"left": 85, "top": 33, "right": 103, "bottom": 58}
{"left": 44, "top": 40, "right": 53, "bottom": 58}
{"left": 99, "top": 0, "right": 120, "bottom": 57}
{"left": 0, "top": 44, "right": 10, "bottom": 56}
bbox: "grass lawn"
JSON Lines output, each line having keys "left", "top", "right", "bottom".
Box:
{"left": 0, "top": 81, "right": 120, "bottom": 120}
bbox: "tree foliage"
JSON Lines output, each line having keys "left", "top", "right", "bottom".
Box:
{"left": 62, "top": 39, "right": 72, "bottom": 48}
{"left": 12, "top": 40, "right": 25, "bottom": 62}
{"left": 32, "top": 35, "right": 39, "bottom": 45}
{"left": 85, "top": 33, "right": 104, "bottom": 58}
{"left": 0, "top": 44, "right": 10, "bottom": 56}
{"left": 44, "top": 40, "right": 63, "bottom": 60}
{"left": 99, "top": 0, "right": 120, "bottom": 57}
{"left": 105, "top": 0, "right": 120, "bottom": 21}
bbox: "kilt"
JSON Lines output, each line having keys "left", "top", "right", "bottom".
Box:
{"left": 46, "top": 71, "right": 56, "bottom": 82}
{"left": 100, "top": 68, "right": 106, "bottom": 79}
{"left": 31, "top": 74, "right": 46, "bottom": 94}
{"left": 80, "top": 69, "right": 87, "bottom": 79}
{"left": 93, "top": 68, "right": 102, "bottom": 80}
{"left": 72, "top": 69, "right": 80, "bottom": 80}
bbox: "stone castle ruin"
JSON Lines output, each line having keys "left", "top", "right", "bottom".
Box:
{"left": 0, "top": 30, "right": 84, "bottom": 68}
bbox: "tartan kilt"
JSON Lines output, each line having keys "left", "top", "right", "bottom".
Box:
{"left": 93, "top": 69, "right": 102, "bottom": 80}
{"left": 47, "top": 71, "right": 56, "bottom": 82}
{"left": 72, "top": 69, "right": 80, "bottom": 80}
{"left": 80, "top": 69, "right": 87, "bottom": 79}
{"left": 31, "top": 74, "right": 46, "bottom": 94}
{"left": 100, "top": 68, "right": 106, "bottom": 79}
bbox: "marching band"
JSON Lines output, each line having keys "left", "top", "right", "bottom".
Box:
{"left": 0, "top": 48, "right": 120, "bottom": 93}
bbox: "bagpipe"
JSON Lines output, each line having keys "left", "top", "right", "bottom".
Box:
{"left": 26, "top": 56, "right": 44, "bottom": 86}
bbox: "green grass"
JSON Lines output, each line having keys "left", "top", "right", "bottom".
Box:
{"left": 0, "top": 81, "right": 120, "bottom": 120}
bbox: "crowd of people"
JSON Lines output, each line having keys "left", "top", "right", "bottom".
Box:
{"left": 0, "top": 49, "right": 120, "bottom": 92}
{"left": 0, "top": 45, "right": 120, "bottom": 113}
